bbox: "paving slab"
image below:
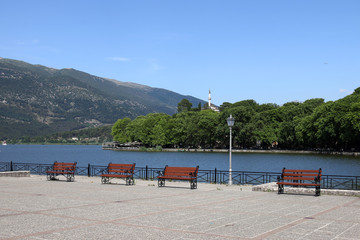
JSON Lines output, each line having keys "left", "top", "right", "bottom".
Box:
{"left": 0, "top": 175, "right": 359, "bottom": 240}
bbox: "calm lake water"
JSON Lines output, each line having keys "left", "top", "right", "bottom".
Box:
{"left": 1, "top": 144, "right": 360, "bottom": 176}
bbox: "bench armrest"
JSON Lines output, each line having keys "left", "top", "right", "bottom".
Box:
{"left": 157, "top": 170, "right": 164, "bottom": 177}
{"left": 189, "top": 172, "right": 199, "bottom": 179}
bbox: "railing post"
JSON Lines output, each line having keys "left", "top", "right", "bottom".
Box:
{"left": 214, "top": 168, "right": 217, "bottom": 184}
{"left": 265, "top": 172, "right": 268, "bottom": 184}
{"left": 88, "top": 163, "right": 91, "bottom": 177}
{"left": 145, "top": 165, "right": 148, "bottom": 180}
{"left": 10, "top": 161, "right": 13, "bottom": 171}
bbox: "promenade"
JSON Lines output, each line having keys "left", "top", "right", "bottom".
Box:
{"left": 0, "top": 175, "right": 359, "bottom": 240}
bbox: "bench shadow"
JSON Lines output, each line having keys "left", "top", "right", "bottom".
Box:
{"left": 159, "top": 186, "right": 195, "bottom": 190}
{"left": 101, "top": 182, "right": 134, "bottom": 186}
{"left": 278, "top": 192, "right": 320, "bottom": 197}
{"left": 47, "top": 178, "right": 74, "bottom": 182}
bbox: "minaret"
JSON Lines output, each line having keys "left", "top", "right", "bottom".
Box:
{"left": 208, "top": 90, "right": 211, "bottom": 107}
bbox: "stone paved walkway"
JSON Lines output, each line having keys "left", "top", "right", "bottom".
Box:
{"left": 0, "top": 175, "right": 359, "bottom": 239}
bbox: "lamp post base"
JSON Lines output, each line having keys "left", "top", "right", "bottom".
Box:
{"left": 229, "top": 169, "right": 232, "bottom": 185}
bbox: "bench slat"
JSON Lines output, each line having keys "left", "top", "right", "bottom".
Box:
{"left": 282, "top": 177, "right": 318, "bottom": 181}
{"left": 158, "top": 176, "right": 195, "bottom": 180}
{"left": 47, "top": 171, "right": 74, "bottom": 174}
{"left": 162, "top": 173, "right": 195, "bottom": 178}
{"left": 283, "top": 169, "right": 321, "bottom": 173}
{"left": 283, "top": 173, "right": 321, "bottom": 177}
{"left": 165, "top": 167, "right": 197, "bottom": 170}
{"left": 108, "top": 169, "right": 131, "bottom": 173}
{"left": 102, "top": 174, "right": 132, "bottom": 178}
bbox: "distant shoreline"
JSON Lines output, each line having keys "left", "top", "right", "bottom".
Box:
{"left": 102, "top": 147, "right": 360, "bottom": 156}
{"left": 4, "top": 143, "right": 360, "bottom": 156}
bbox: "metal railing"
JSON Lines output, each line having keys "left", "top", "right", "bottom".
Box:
{"left": 1, "top": 161, "right": 359, "bottom": 190}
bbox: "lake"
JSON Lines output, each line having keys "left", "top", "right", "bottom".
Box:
{"left": 1, "top": 144, "right": 360, "bottom": 176}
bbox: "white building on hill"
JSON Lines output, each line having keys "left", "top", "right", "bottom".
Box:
{"left": 208, "top": 90, "right": 219, "bottom": 112}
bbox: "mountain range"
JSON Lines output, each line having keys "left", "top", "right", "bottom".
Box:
{"left": 0, "top": 58, "right": 206, "bottom": 138}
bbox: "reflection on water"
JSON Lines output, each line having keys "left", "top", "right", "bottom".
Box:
{"left": 1, "top": 144, "right": 359, "bottom": 176}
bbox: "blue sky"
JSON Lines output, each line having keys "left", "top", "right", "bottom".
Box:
{"left": 1, "top": 0, "right": 359, "bottom": 106}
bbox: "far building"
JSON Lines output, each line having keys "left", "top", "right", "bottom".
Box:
{"left": 208, "top": 90, "right": 220, "bottom": 112}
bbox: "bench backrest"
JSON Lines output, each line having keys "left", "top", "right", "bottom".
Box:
{"left": 163, "top": 166, "right": 199, "bottom": 178}
{"left": 52, "top": 162, "right": 77, "bottom": 172}
{"left": 107, "top": 163, "right": 136, "bottom": 174}
{"left": 281, "top": 168, "right": 322, "bottom": 181}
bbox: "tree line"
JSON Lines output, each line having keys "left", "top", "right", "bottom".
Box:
{"left": 9, "top": 125, "right": 113, "bottom": 144}
{"left": 112, "top": 87, "right": 360, "bottom": 151}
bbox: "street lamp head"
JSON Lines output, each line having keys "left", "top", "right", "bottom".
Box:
{"left": 227, "top": 114, "right": 235, "bottom": 127}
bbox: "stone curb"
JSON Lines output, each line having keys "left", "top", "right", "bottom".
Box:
{"left": 252, "top": 182, "right": 360, "bottom": 196}
{"left": 0, "top": 171, "right": 30, "bottom": 177}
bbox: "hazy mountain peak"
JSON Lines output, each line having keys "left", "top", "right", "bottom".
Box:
{"left": 0, "top": 57, "right": 206, "bottom": 138}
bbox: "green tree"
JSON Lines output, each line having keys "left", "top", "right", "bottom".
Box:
{"left": 173, "top": 111, "right": 200, "bottom": 147}
{"left": 126, "top": 116, "right": 147, "bottom": 143}
{"left": 232, "top": 99, "right": 259, "bottom": 110}
{"left": 276, "top": 102, "right": 303, "bottom": 148}
{"left": 150, "top": 114, "right": 172, "bottom": 146}
{"left": 219, "top": 102, "right": 233, "bottom": 111}
{"left": 177, "top": 99, "right": 192, "bottom": 113}
{"left": 223, "top": 106, "right": 257, "bottom": 148}
{"left": 296, "top": 102, "right": 336, "bottom": 148}
{"left": 257, "top": 103, "right": 279, "bottom": 112}
{"left": 125, "top": 113, "right": 172, "bottom": 147}
{"left": 197, "top": 110, "right": 220, "bottom": 148}
{"left": 112, "top": 118, "right": 131, "bottom": 143}
{"left": 197, "top": 102, "right": 202, "bottom": 111}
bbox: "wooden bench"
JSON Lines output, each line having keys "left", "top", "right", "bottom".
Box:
{"left": 46, "top": 161, "right": 77, "bottom": 182}
{"left": 157, "top": 165, "right": 199, "bottom": 189}
{"left": 101, "top": 163, "right": 135, "bottom": 185}
{"left": 277, "top": 168, "right": 322, "bottom": 196}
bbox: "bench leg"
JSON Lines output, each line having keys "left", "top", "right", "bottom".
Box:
{"left": 101, "top": 176, "right": 109, "bottom": 184}
{"left": 278, "top": 184, "right": 284, "bottom": 194}
{"left": 158, "top": 179, "right": 165, "bottom": 187}
{"left": 66, "top": 174, "right": 74, "bottom": 182}
{"left": 47, "top": 173, "right": 56, "bottom": 181}
{"left": 126, "top": 177, "right": 134, "bottom": 185}
{"left": 190, "top": 179, "right": 197, "bottom": 189}
{"left": 315, "top": 186, "right": 321, "bottom": 196}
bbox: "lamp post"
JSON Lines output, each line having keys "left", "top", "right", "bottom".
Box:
{"left": 227, "top": 114, "right": 235, "bottom": 185}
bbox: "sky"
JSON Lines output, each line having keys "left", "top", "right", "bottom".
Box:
{"left": 1, "top": 0, "right": 359, "bottom": 106}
